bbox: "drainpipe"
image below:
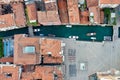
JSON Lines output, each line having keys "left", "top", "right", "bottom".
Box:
{"left": 18, "top": 66, "right": 22, "bottom": 80}
{"left": 12, "top": 13, "right": 17, "bottom": 27}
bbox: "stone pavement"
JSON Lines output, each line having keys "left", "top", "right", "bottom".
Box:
{"left": 62, "top": 38, "right": 120, "bottom": 80}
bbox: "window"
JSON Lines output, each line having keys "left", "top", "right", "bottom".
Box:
{"left": 5, "top": 73, "right": 12, "bottom": 78}
{"left": 23, "top": 46, "right": 35, "bottom": 53}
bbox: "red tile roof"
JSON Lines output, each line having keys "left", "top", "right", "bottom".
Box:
{"left": 80, "top": 10, "right": 89, "bottom": 24}
{"left": 37, "top": 11, "right": 61, "bottom": 25}
{"left": 40, "top": 38, "right": 63, "bottom": 64}
{"left": 14, "top": 34, "right": 63, "bottom": 65}
{"left": 57, "top": 0, "right": 69, "bottom": 24}
{"left": 67, "top": 0, "right": 80, "bottom": 24}
{"left": 40, "top": 38, "right": 61, "bottom": 57}
{"left": 0, "top": 65, "right": 63, "bottom": 80}
{"left": 21, "top": 66, "right": 63, "bottom": 80}
{"left": 37, "top": 0, "right": 61, "bottom": 25}
{"left": 0, "top": 13, "right": 15, "bottom": 28}
{"left": 26, "top": 3, "right": 37, "bottom": 22}
{"left": 100, "top": 10, "right": 104, "bottom": 24}
{"left": 12, "top": 2, "right": 26, "bottom": 27}
{"left": 43, "top": 55, "right": 63, "bottom": 64}
{"left": 0, "top": 5, "right": 2, "bottom": 15}
{"left": 86, "top": 0, "right": 98, "bottom": 7}
{"left": 0, "top": 57, "right": 13, "bottom": 63}
{"left": 0, "top": 64, "right": 21, "bottom": 80}
{"left": 45, "top": 2, "right": 57, "bottom": 11}
{"left": 14, "top": 34, "right": 40, "bottom": 65}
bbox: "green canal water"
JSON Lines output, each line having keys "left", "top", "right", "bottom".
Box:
{"left": 0, "top": 25, "right": 113, "bottom": 42}
{"left": 0, "top": 27, "right": 28, "bottom": 37}
{"left": 34, "top": 25, "right": 113, "bottom": 42}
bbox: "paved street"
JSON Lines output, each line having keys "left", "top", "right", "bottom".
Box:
{"left": 62, "top": 39, "right": 120, "bottom": 80}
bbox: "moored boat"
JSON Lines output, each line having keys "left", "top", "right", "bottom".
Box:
{"left": 86, "top": 32, "right": 96, "bottom": 36}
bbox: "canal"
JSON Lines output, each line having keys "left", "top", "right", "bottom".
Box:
{"left": 34, "top": 25, "right": 113, "bottom": 42}
{"left": 0, "top": 27, "right": 28, "bottom": 37}
{"left": 0, "top": 25, "right": 113, "bottom": 42}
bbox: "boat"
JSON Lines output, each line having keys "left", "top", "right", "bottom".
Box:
{"left": 69, "top": 36, "right": 79, "bottom": 39}
{"left": 66, "top": 24, "right": 72, "bottom": 28}
{"left": 91, "top": 37, "right": 96, "bottom": 40}
{"left": 86, "top": 32, "right": 96, "bottom": 36}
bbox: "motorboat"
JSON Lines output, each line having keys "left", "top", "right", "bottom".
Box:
{"left": 91, "top": 37, "right": 96, "bottom": 40}
{"left": 86, "top": 32, "right": 96, "bottom": 36}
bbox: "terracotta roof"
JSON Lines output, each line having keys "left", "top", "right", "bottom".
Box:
{"left": 37, "top": 0, "right": 61, "bottom": 25}
{"left": 14, "top": 34, "right": 63, "bottom": 65}
{"left": 86, "top": 0, "right": 98, "bottom": 7}
{"left": 14, "top": 34, "right": 40, "bottom": 65}
{"left": 0, "top": 5, "right": 2, "bottom": 15}
{"left": 45, "top": 2, "right": 57, "bottom": 11}
{"left": 40, "top": 38, "right": 61, "bottom": 57}
{"left": 0, "top": 64, "right": 21, "bottom": 80}
{"left": 0, "top": 57, "right": 13, "bottom": 63}
{"left": 37, "top": 11, "right": 61, "bottom": 25}
{"left": 21, "top": 66, "right": 63, "bottom": 80}
{"left": 99, "top": 0, "right": 120, "bottom": 4}
{"left": 26, "top": 3, "right": 37, "bottom": 22}
{"left": 57, "top": 0, "right": 69, "bottom": 24}
{"left": 0, "top": 13, "right": 15, "bottom": 28}
{"left": 89, "top": 6, "right": 101, "bottom": 24}
{"left": 12, "top": 2, "right": 26, "bottom": 27}
{"left": 40, "top": 38, "right": 63, "bottom": 64}
{"left": 44, "top": 0, "right": 57, "bottom": 11}
{"left": 43, "top": 55, "right": 63, "bottom": 64}
{"left": 100, "top": 10, "right": 104, "bottom": 24}
{"left": 80, "top": 10, "right": 89, "bottom": 24}
{"left": 67, "top": 0, "right": 80, "bottom": 24}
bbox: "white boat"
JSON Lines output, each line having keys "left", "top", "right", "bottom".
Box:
{"left": 86, "top": 32, "right": 96, "bottom": 36}
{"left": 69, "top": 36, "right": 79, "bottom": 39}
{"left": 66, "top": 24, "right": 72, "bottom": 28}
{"left": 91, "top": 37, "right": 96, "bottom": 40}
